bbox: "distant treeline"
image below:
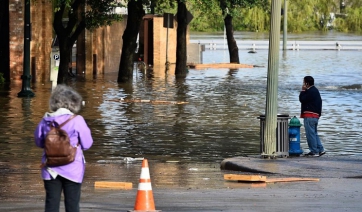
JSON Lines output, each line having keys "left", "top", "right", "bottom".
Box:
{"left": 187, "top": 0, "right": 362, "bottom": 32}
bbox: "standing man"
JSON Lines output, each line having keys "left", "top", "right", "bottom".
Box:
{"left": 299, "top": 76, "right": 326, "bottom": 157}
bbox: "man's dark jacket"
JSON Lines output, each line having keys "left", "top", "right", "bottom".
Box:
{"left": 299, "top": 86, "right": 322, "bottom": 117}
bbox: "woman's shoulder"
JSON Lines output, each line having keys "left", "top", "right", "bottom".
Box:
{"left": 73, "top": 114, "right": 86, "bottom": 121}
{"left": 72, "top": 115, "right": 90, "bottom": 128}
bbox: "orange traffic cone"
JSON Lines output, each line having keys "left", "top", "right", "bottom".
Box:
{"left": 129, "top": 159, "right": 161, "bottom": 212}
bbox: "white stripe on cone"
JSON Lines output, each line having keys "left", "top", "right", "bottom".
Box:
{"left": 138, "top": 182, "right": 152, "bottom": 190}
{"left": 140, "top": 167, "right": 150, "bottom": 179}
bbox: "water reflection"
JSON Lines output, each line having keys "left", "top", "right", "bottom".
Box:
{"left": 1, "top": 54, "right": 362, "bottom": 164}
{"left": 0, "top": 46, "right": 362, "bottom": 199}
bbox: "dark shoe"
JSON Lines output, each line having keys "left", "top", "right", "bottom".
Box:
{"left": 304, "top": 152, "right": 319, "bottom": 157}
{"left": 319, "top": 151, "right": 326, "bottom": 156}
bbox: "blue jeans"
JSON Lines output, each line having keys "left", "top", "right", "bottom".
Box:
{"left": 303, "top": 118, "right": 324, "bottom": 154}
{"left": 43, "top": 175, "right": 81, "bottom": 212}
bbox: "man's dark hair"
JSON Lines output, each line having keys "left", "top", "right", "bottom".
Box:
{"left": 304, "top": 76, "right": 314, "bottom": 86}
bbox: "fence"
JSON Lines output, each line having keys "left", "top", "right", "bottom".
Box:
{"left": 190, "top": 40, "right": 362, "bottom": 51}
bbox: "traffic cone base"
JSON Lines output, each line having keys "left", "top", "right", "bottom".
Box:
{"left": 128, "top": 206, "right": 161, "bottom": 212}
{"left": 129, "top": 159, "right": 161, "bottom": 212}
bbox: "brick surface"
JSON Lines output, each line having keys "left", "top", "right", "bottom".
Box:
{"left": 153, "top": 16, "right": 176, "bottom": 67}
{"left": 9, "top": 0, "right": 24, "bottom": 80}
{"left": 9, "top": 1, "right": 127, "bottom": 82}
{"left": 30, "top": 0, "right": 52, "bottom": 82}
{"left": 8, "top": 4, "right": 192, "bottom": 82}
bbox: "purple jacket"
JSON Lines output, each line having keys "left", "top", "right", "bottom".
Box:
{"left": 34, "top": 113, "right": 93, "bottom": 183}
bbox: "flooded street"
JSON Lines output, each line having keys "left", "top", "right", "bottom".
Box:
{"left": 1, "top": 32, "right": 362, "bottom": 201}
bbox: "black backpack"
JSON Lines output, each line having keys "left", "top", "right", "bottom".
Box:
{"left": 44, "top": 115, "right": 78, "bottom": 166}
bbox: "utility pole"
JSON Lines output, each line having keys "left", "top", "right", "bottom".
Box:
{"left": 283, "top": 0, "right": 288, "bottom": 50}
{"left": 18, "top": 0, "right": 35, "bottom": 97}
{"left": 264, "top": 0, "right": 282, "bottom": 157}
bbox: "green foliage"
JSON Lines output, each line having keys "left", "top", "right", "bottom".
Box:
{"left": 49, "top": 0, "right": 362, "bottom": 33}
{"left": 85, "top": 0, "right": 123, "bottom": 30}
{"left": 235, "top": 6, "right": 269, "bottom": 31}
{"left": 314, "top": 0, "right": 337, "bottom": 30}
{"left": 153, "top": 0, "right": 177, "bottom": 14}
{"left": 333, "top": 17, "right": 348, "bottom": 32}
{"left": 344, "top": 7, "right": 362, "bottom": 32}
{"left": 287, "top": 0, "right": 318, "bottom": 32}
{"left": 330, "top": 3, "right": 362, "bottom": 32}
{"left": 188, "top": 0, "right": 224, "bottom": 31}
{"left": 52, "top": 0, "right": 123, "bottom": 32}
{"left": 53, "top": 0, "right": 72, "bottom": 12}
{"left": 188, "top": 0, "right": 269, "bottom": 32}
{"left": 188, "top": 0, "right": 362, "bottom": 32}
{"left": 218, "top": 0, "right": 269, "bottom": 17}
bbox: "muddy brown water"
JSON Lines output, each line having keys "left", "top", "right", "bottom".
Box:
{"left": 1, "top": 44, "right": 362, "bottom": 201}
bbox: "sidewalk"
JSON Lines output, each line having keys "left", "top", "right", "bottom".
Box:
{"left": 2, "top": 155, "right": 362, "bottom": 212}
{"left": 220, "top": 155, "right": 362, "bottom": 179}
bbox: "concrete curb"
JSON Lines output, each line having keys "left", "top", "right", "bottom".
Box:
{"left": 220, "top": 155, "right": 362, "bottom": 179}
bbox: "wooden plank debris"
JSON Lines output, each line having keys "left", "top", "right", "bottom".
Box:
{"left": 188, "top": 63, "right": 254, "bottom": 69}
{"left": 265, "top": 178, "right": 320, "bottom": 183}
{"left": 94, "top": 181, "right": 133, "bottom": 189}
{"left": 224, "top": 174, "right": 319, "bottom": 183}
{"left": 224, "top": 174, "right": 267, "bottom": 182}
{"left": 106, "top": 99, "right": 188, "bottom": 105}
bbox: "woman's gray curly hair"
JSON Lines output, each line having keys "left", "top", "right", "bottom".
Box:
{"left": 49, "top": 84, "right": 82, "bottom": 113}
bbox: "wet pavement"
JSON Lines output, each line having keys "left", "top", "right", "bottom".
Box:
{"left": 2, "top": 155, "right": 362, "bottom": 211}
{"left": 221, "top": 155, "right": 362, "bottom": 179}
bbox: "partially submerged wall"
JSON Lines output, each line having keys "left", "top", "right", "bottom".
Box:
{"left": 9, "top": 0, "right": 126, "bottom": 83}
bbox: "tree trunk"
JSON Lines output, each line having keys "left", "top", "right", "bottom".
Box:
{"left": 118, "top": 0, "right": 144, "bottom": 83}
{"left": 76, "top": 2, "right": 86, "bottom": 77}
{"left": 175, "top": 1, "right": 188, "bottom": 78}
{"left": 53, "top": 0, "right": 86, "bottom": 84}
{"left": 224, "top": 14, "right": 239, "bottom": 63}
{"left": 57, "top": 37, "right": 72, "bottom": 84}
{"left": 76, "top": 30, "right": 85, "bottom": 77}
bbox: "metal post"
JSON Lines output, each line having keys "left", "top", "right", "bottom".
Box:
{"left": 165, "top": 19, "right": 170, "bottom": 71}
{"left": 264, "top": 0, "right": 282, "bottom": 157}
{"left": 283, "top": 0, "right": 288, "bottom": 50}
{"left": 18, "top": 0, "right": 35, "bottom": 97}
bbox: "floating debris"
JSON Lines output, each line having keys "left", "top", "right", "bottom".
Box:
{"left": 106, "top": 99, "right": 188, "bottom": 105}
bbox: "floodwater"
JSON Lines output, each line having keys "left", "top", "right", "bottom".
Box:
{"left": 0, "top": 32, "right": 362, "bottom": 200}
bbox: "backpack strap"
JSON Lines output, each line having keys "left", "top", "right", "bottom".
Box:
{"left": 60, "top": 115, "right": 80, "bottom": 148}
{"left": 58, "top": 115, "right": 77, "bottom": 128}
{"left": 47, "top": 115, "right": 77, "bottom": 129}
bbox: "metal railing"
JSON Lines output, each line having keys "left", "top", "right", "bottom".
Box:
{"left": 190, "top": 40, "right": 362, "bottom": 51}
